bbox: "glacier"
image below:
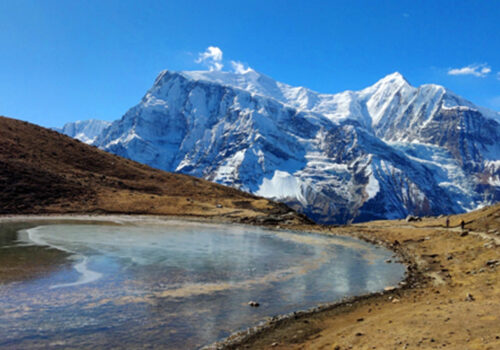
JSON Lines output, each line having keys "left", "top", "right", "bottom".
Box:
{"left": 60, "top": 69, "right": 500, "bottom": 224}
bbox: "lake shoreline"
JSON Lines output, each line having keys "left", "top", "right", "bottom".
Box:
{"left": 205, "top": 224, "right": 422, "bottom": 350}
{"left": 2, "top": 210, "right": 499, "bottom": 349}
{"left": 223, "top": 208, "right": 500, "bottom": 349}
{"left": 0, "top": 213, "right": 416, "bottom": 349}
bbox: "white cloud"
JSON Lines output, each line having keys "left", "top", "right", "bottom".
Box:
{"left": 448, "top": 63, "right": 491, "bottom": 77}
{"left": 194, "top": 47, "right": 255, "bottom": 74}
{"left": 230, "top": 60, "right": 253, "bottom": 74}
{"left": 195, "top": 46, "right": 224, "bottom": 71}
{"left": 497, "top": 72, "right": 500, "bottom": 81}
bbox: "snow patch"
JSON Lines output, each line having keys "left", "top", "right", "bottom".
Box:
{"left": 256, "top": 171, "right": 307, "bottom": 205}
{"left": 365, "top": 170, "right": 380, "bottom": 199}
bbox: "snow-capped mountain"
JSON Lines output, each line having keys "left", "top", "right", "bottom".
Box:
{"left": 80, "top": 69, "right": 499, "bottom": 223}
{"left": 56, "top": 119, "right": 111, "bottom": 144}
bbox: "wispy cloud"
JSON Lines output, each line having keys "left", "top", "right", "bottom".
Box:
{"left": 497, "top": 72, "right": 500, "bottom": 81}
{"left": 230, "top": 60, "right": 253, "bottom": 74}
{"left": 195, "top": 46, "right": 224, "bottom": 71}
{"left": 448, "top": 63, "right": 491, "bottom": 77}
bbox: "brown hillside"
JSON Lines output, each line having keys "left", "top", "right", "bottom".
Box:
{"left": 0, "top": 116, "right": 310, "bottom": 224}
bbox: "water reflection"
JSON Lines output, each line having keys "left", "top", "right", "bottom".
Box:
{"left": 0, "top": 220, "right": 405, "bottom": 349}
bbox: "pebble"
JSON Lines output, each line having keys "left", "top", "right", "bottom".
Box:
{"left": 486, "top": 259, "right": 498, "bottom": 266}
{"left": 248, "top": 301, "right": 260, "bottom": 307}
{"left": 465, "top": 293, "right": 475, "bottom": 302}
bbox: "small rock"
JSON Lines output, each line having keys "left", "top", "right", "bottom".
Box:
{"left": 460, "top": 231, "right": 468, "bottom": 237}
{"left": 384, "top": 286, "right": 396, "bottom": 292}
{"left": 385, "top": 259, "right": 392, "bottom": 263}
{"left": 392, "top": 298, "right": 400, "bottom": 303}
{"left": 486, "top": 259, "right": 498, "bottom": 266}
{"left": 248, "top": 301, "right": 260, "bottom": 307}
{"left": 465, "top": 293, "right": 475, "bottom": 302}
{"left": 357, "top": 318, "right": 364, "bottom": 322}
{"left": 355, "top": 332, "right": 364, "bottom": 336}
{"left": 216, "top": 203, "right": 223, "bottom": 208}
{"left": 406, "top": 215, "right": 421, "bottom": 222}
{"left": 271, "top": 342, "right": 278, "bottom": 347}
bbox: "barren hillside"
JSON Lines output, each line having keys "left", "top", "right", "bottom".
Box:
{"left": 0, "top": 116, "right": 310, "bottom": 225}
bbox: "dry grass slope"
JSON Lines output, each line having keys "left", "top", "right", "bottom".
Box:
{"left": 0, "top": 116, "right": 310, "bottom": 225}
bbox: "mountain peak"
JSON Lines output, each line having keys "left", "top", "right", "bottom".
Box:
{"left": 179, "top": 68, "right": 266, "bottom": 85}
{"left": 377, "top": 72, "right": 410, "bottom": 86}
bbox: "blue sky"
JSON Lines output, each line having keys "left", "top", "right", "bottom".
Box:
{"left": 0, "top": 0, "right": 499, "bottom": 127}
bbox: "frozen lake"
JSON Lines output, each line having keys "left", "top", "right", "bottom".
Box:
{"left": 0, "top": 219, "right": 405, "bottom": 349}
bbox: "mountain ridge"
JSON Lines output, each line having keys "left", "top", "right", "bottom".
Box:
{"left": 54, "top": 119, "right": 111, "bottom": 144}
{"left": 59, "top": 70, "right": 500, "bottom": 223}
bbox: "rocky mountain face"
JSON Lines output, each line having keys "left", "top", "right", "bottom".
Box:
{"left": 56, "top": 119, "right": 111, "bottom": 144}
{"left": 67, "top": 70, "right": 500, "bottom": 224}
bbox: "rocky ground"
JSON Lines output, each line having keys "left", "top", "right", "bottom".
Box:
{"left": 223, "top": 204, "right": 500, "bottom": 350}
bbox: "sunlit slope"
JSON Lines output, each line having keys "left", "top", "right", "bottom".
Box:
{"left": 0, "top": 116, "right": 310, "bottom": 225}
